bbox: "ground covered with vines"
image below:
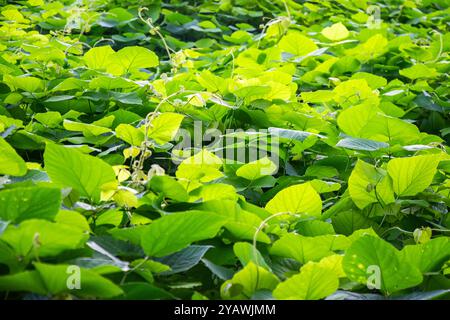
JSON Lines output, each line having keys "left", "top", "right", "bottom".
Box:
{"left": 0, "top": 0, "right": 450, "bottom": 300}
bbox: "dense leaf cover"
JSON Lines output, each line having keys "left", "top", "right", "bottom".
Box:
{"left": 0, "top": 0, "right": 449, "bottom": 300}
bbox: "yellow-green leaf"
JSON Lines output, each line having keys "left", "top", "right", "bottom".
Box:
{"left": 321, "top": 22, "right": 349, "bottom": 41}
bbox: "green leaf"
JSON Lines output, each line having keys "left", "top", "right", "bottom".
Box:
{"left": 0, "top": 186, "right": 61, "bottom": 223}
{"left": 34, "top": 263, "right": 123, "bottom": 298}
{"left": 273, "top": 264, "right": 339, "bottom": 300}
{"left": 176, "top": 149, "right": 223, "bottom": 183}
{"left": 265, "top": 183, "right": 322, "bottom": 217}
{"left": 35, "top": 111, "right": 63, "bottom": 128}
{"left": 202, "top": 259, "right": 234, "bottom": 280}
{"left": 55, "top": 210, "right": 90, "bottom": 232}
{"left": 3, "top": 75, "right": 44, "bottom": 92}
{"left": 1, "top": 219, "right": 88, "bottom": 257}
{"left": 336, "top": 137, "right": 389, "bottom": 151}
{"left": 399, "top": 64, "right": 438, "bottom": 80}
{"left": 343, "top": 235, "right": 423, "bottom": 294}
{"left": 200, "top": 200, "right": 271, "bottom": 243}
{"left": 0, "top": 270, "right": 47, "bottom": 295}
{"left": 351, "top": 72, "right": 387, "bottom": 89}
{"left": 363, "top": 114, "right": 421, "bottom": 145}
{"left": 233, "top": 242, "right": 270, "bottom": 270}
{"left": 157, "top": 245, "right": 211, "bottom": 274}
{"left": 321, "top": 22, "right": 349, "bottom": 41}
{"left": 83, "top": 45, "right": 115, "bottom": 70}
{"left": 44, "top": 143, "right": 117, "bottom": 202}
{"left": 400, "top": 237, "right": 450, "bottom": 273}
{"left": 305, "top": 165, "right": 338, "bottom": 178}
{"left": 387, "top": 155, "right": 441, "bottom": 197}
{"left": 348, "top": 160, "right": 395, "bottom": 209}
{"left": 309, "top": 179, "right": 341, "bottom": 193}
{"left": 236, "top": 157, "right": 277, "bottom": 181}
{"left": 149, "top": 175, "right": 188, "bottom": 202}
{"left": 107, "top": 46, "right": 159, "bottom": 75}
{"left": 270, "top": 233, "right": 349, "bottom": 263}
{"left": 121, "top": 282, "right": 174, "bottom": 300}
{"left": 196, "top": 70, "right": 228, "bottom": 94}
{"left": 0, "top": 137, "right": 27, "bottom": 176}
{"left": 346, "top": 34, "right": 388, "bottom": 62}
{"left": 115, "top": 123, "right": 144, "bottom": 146}
{"left": 333, "top": 80, "right": 376, "bottom": 107}
{"left": 63, "top": 119, "right": 111, "bottom": 137}
{"left": 140, "top": 211, "right": 227, "bottom": 257}
{"left": 191, "top": 183, "right": 238, "bottom": 202}
{"left": 332, "top": 211, "right": 376, "bottom": 235}
{"left": 278, "top": 31, "right": 318, "bottom": 56}
{"left": 146, "top": 112, "right": 184, "bottom": 145}
{"left": 269, "top": 127, "right": 323, "bottom": 142}
{"left": 301, "top": 90, "right": 335, "bottom": 103}
{"left": 220, "top": 262, "right": 279, "bottom": 299}
{"left": 295, "top": 220, "right": 335, "bottom": 236}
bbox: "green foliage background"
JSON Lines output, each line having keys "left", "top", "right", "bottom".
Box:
{"left": 0, "top": 0, "right": 449, "bottom": 300}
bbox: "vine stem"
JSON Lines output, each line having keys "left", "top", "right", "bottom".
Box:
{"left": 130, "top": 89, "right": 199, "bottom": 185}
{"left": 251, "top": 212, "right": 299, "bottom": 292}
{"left": 138, "top": 7, "right": 174, "bottom": 62}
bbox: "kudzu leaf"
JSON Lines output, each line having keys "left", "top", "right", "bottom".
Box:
{"left": 34, "top": 263, "right": 123, "bottom": 298}
{"left": 34, "top": 111, "right": 63, "bottom": 128}
{"left": 269, "top": 127, "right": 324, "bottom": 142}
{"left": 176, "top": 149, "right": 223, "bottom": 183}
{"left": 121, "top": 282, "right": 174, "bottom": 300}
{"left": 295, "top": 220, "right": 335, "bottom": 236}
{"left": 196, "top": 70, "right": 228, "bottom": 94}
{"left": 351, "top": 72, "right": 387, "bottom": 89}
{"left": 140, "top": 211, "right": 227, "bottom": 257}
{"left": 44, "top": 143, "right": 117, "bottom": 202}
{"left": 343, "top": 235, "right": 423, "bottom": 295}
{"left": 333, "top": 79, "right": 376, "bottom": 107}
{"left": 149, "top": 175, "right": 189, "bottom": 202}
{"left": 270, "top": 233, "right": 349, "bottom": 263}
{"left": 157, "top": 245, "right": 212, "bottom": 275}
{"left": 321, "top": 22, "right": 349, "bottom": 41}
{"left": 309, "top": 179, "right": 341, "bottom": 194}
{"left": 278, "top": 31, "right": 318, "bottom": 56}
{"left": 199, "top": 200, "right": 271, "bottom": 243}
{"left": 63, "top": 119, "right": 111, "bottom": 137}
{"left": 83, "top": 45, "right": 115, "bottom": 70}
{"left": 302, "top": 254, "right": 346, "bottom": 278}
{"left": 400, "top": 237, "right": 450, "bottom": 273}
{"left": 265, "top": 183, "right": 322, "bottom": 217}
{"left": 348, "top": 160, "right": 395, "bottom": 209}
{"left": 0, "top": 137, "right": 27, "bottom": 176}
{"left": 336, "top": 137, "right": 389, "bottom": 151}
{"left": 236, "top": 157, "right": 277, "bottom": 181}
{"left": 107, "top": 46, "right": 159, "bottom": 75}
{"left": 399, "top": 64, "right": 439, "bottom": 80}
{"left": 220, "top": 262, "right": 279, "bottom": 299}
{"left": 363, "top": 115, "right": 421, "bottom": 145}
{"left": 55, "top": 210, "right": 90, "bottom": 232}
{"left": 337, "top": 103, "right": 380, "bottom": 137}
{"left": 115, "top": 123, "right": 144, "bottom": 146}
{"left": 191, "top": 183, "right": 237, "bottom": 202}
{"left": 387, "top": 155, "right": 441, "bottom": 197}
{"left": 0, "top": 271, "right": 47, "bottom": 295}
{"left": 3, "top": 75, "right": 44, "bottom": 92}
{"left": 273, "top": 264, "right": 339, "bottom": 300}
{"left": 233, "top": 242, "right": 270, "bottom": 270}
{"left": 0, "top": 186, "right": 61, "bottom": 223}
{"left": 1, "top": 219, "right": 88, "bottom": 257}
{"left": 145, "top": 112, "right": 184, "bottom": 145}
{"left": 345, "top": 34, "right": 388, "bottom": 62}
